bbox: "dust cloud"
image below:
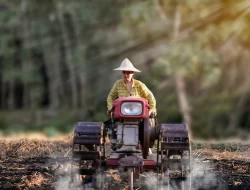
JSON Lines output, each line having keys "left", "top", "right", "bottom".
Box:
{"left": 141, "top": 159, "right": 226, "bottom": 190}
{"left": 55, "top": 176, "right": 71, "bottom": 190}
{"left": 52, "top": 158, "right": 226, "bottom": 190}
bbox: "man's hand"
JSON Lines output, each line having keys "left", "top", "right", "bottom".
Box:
{"left": 149, "top": 109, "right": 157, "bottom": 117}
{"left": 107, "top": 109, "right": 112, "bottom": 116}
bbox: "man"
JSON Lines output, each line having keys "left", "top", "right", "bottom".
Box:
{"left": 107, "top": 58, "right": 156, "bottom": 116}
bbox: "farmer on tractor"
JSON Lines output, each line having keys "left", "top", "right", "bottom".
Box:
{"left": 71, "top": 59, "right": 191, "bottom": 189}
{"left": 107, "top": 58, "right": 157, "bottom": 116}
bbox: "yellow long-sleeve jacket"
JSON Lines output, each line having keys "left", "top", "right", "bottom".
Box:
{"left": 107, "top": 79, "right": 156, "bottom": 111}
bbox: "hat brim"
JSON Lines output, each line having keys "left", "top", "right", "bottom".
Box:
{"left": 113, "top": 68, "right": 141, "bottom": 72}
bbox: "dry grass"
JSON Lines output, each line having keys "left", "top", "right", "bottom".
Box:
{"left": 193, "top": 148, "right": 250, "bottom": 161}
{"left": 0, "top": 135, "right": 73, "bottom": 158}
{"left": 1, "top": 136, "right": 250, "bottom": 162}
{"left": 213, "top": 151, "right": 250, "bottom": 161}
{"left": 21, "top": 173, "right": 44, "bottom": 187}
{"left": 0, "top": 133, "right": 72, "bottom": 141}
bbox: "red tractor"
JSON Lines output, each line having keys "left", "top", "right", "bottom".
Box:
{"left": 71, "top": 97, "right": 191, "bottom": 189}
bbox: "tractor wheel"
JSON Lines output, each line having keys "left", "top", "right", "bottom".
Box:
{"left": 143, "top": 118, "right": 150, "bottom": 159}
{"left": 148, "top": 118, "right": 159, "bottom": 148}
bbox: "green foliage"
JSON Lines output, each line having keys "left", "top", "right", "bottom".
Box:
{"left": 0, "top": 0, "right": 250, "bottom": 138}
{"left": 44, "top": 126, "right": 58, "bottom": 137}
{"left": 0, "top": 118, "right": 8, "bottom": 131}
{"left": 46, "top": 111, "right": 75, "bottom": 134}
{"left": 120, "top": 0, "right": 166, "bottom": 40}
{"left": 156, "top": 42, "right": 220, "bottom": 87}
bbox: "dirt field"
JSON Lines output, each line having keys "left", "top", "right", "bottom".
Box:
{"left": 0, "top": 138, "right": 250, "bottom": 190}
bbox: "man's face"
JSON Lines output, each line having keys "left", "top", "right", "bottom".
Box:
{"left": 122, "top": 71, "right": 134, "bottom": 82}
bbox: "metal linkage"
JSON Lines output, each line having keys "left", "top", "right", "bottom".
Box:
{"left": 158, "top": 124, "right": 191, "bottom": 181}
{"left": 71, "top": 122, "right": 104, "bottom": 188}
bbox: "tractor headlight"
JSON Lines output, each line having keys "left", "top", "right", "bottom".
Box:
{"left": 121, "top": 102, "right": 142, "bottom": 115}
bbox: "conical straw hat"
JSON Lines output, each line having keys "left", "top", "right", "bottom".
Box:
{"left": 113, "top": 58, "right": 141, "bottom": 72}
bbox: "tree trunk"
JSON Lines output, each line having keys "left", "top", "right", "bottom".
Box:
{"left": 0, "top": 80, "right": 4, "bottom": 109}
{"left": 36, "top": 53, "right": 50, "bottom": 107}
{"left": 153, "top": 0, "right": 167, "bottom": 20}
{"left": 0, "top": 61, "right": 2, "bottom": 109}
{"left": 8, "top": 80, "right": 15, "bottom": 110}
{"left": 69, "top": 10, "right": 88, "bottom": 109}
{"left": 20, "top": 0, "right": 31, "bottom": 109}
{"left": 2, "top": 82, "right": 7, "bottom": 109}
{"left": 55, "top": 1, "right": 78, "bottom": 109}
{"left": 173, "top": 4, "right": 181, "bottom": 40}
{"left": 40, "top": 43, "right": 59, "bottom": 109}
{"left": 13, "top": 35, "right": 24, "bottom": 109}
{"left": 173, "top": 5, "right": 192, "bottom": 127}
{"left": 228, "top": 93, "right": 248, "bottom": 132}
{"left": 155, "top": 3, "right": 192, "bottom": 126}
{"left": 174, "top": 73, "right": 192, "bottom": 127}
{"left": 227, "top": 52, "right": 250, "bottom": 132}
{"left": 58, "top": 41, "right": 71, "bottom": 108}
{"left": 23, "top": 83, "right": 30, "bottom": 109}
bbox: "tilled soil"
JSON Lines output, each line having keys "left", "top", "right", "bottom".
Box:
{"left": 0, "top": 140, "right": 250, "bottom": 190}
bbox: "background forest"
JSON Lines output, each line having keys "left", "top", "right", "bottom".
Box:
{"left": 0, "top": 0, "right": 250, "bottom": 139}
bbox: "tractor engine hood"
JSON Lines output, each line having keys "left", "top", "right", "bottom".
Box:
{"left": 112, "top": 97, "right": 149, "bottom": 119}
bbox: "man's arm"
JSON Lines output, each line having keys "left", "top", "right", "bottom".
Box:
{"left": 107, "top": 81, "right": 118, "bottom": 111}
{"left": 139, "top": 82, "right": 157, "bottom": 112}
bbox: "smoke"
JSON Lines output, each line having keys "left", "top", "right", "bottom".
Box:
{"left": 190, "top": 159, "right": 221, "bottom": 190}
{"left": 55, "top": 176, "right": 71, "bottom": 190}
{"left": 43, "top": 157, "right": 74, "bottom": 190}
{"left": 50, "top": 156, "right": 227, "bottom": 190}
{"left": 51, "top": 160, "right": 221, "bottom": 190}
{"left": 140, "top": 172, "right": 158, "bottom": 190}
{"left": 54, "top": 167, "right": 109, "bottom": 190}
{"left": 141, "top": 159, "right": 226, "bottom": 190}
